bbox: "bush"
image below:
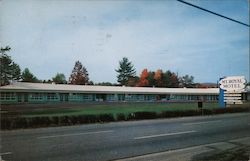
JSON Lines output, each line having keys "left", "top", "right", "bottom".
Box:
{"left": 134, "top": 112, "right": 157, "bottom": 120}
{"left": 51, "top": 116, "right": 59, "bottom": 125}
{"left": 159, "top": 110, "right": 200, "bottom": 118}
{"left": 1, "top": 118, "right": 12, "bottom": 130}
{"left": 77, "top": 115, "right": 86, "bottom": 124}
{"left": 84, "top": 115, "right": 98, "bottom": 123}
{"left": 99, "top": 114, "right": 115, "bottom": 122}
{"left": 127, "top": 113, "right": 136, "bottom": 120}
{"left": 69, "top": 115, "right": 79, "bottom": 125}
{"left": 1, "top": 106, "right": 249, "bottom": 130}
{"left": 116, "top": 113, "right": 126, "bottom": 121}
{"left": 182, "top": 110, "right": 200, "bottom": 116}
{"left": 159, "top": 111, "right": 179, "bottom": 118}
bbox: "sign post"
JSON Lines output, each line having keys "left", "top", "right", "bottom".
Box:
{"left": 219, "top": 76, "right": 246, "bottom": 107}
{"left": 219, "top": 77, "right": 225, "bottom": 108}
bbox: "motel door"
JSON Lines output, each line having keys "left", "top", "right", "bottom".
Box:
{"left": 24, "top": 93, "right": 28, "bottom": 102}
{"left": 60, "top": 93, "right": 69, "bottom": 102}
{"left": 17, "top": 93, "right": 28, "bottom": 102}
{"left": 17, "top": 93, "right": 22, "bottom": 102}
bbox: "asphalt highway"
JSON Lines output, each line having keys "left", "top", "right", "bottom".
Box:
{"left": 1, "top": 113, "right": 250, "bottom": 161}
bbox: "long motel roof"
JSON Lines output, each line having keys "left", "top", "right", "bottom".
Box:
{"left": 0, "top": 82, "right": 219, "bottom": 95}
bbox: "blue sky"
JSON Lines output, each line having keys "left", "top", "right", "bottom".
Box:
{"left": 0, "top": 0, "right": 249, "bottom": 83}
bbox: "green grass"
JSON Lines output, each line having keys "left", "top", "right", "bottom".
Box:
{"left": 21, "top": 102, "right": 219, "bottom": 118}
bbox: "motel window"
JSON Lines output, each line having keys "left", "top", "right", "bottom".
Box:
{"left": 0, "top": 92, "right": 16, "bottom": 100}
{"left": 71, "top": 93, "right": 81, "bottom": 99}
{"left": 118, "top": 94, "right": 125, "bottom": 101}
{"left": 107, "top": 94, "right": 115, "bottom": 101}
{"left": 30, "top": 93, "right": 43, "bottom": 100}
{"left": 190, "top": 95, "right": 199, "bottom": 100}
{"left": 83, "top": 94, "right": 92, "bottom": 100}
{"left": 47, "top": 93, "right": 58, "bottom": 100}
{"left": 137, "top": 95, "right": 144, "bottom": 101}
{"left": 210, "top": 95, "right": 218, "bottom": 101}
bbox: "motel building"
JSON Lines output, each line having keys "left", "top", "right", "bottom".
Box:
{"left": 1, "top": 82, "right": 250, "bottom": 105}
{"left": 0, "top": 82, "right": 221, "bottom": 105}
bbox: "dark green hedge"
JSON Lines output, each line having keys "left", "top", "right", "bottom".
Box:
{"left": 1, "top": 107, "right": 249, "bottom": 130}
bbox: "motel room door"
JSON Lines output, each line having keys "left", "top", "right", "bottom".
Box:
{"left": 17, "top": 93, "right": 28, "bottom": 103}
{"left": 24, "top": 93, "right": 28, "bottom": 102}
{"left": 17, "top": 93, "right": 22, "bottom": 102}
{"left": 60, "top": 93, "right": 69, "bottom": 102}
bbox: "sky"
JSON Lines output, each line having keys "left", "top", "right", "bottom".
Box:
{"left": 0, "top": 0, "right": 249, "bottom": 84}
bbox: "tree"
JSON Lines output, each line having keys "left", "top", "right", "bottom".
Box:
{"left": 0, "top": 46, "right": 21, "bottom": 86}
{"left": 95, "top": 82, "right": 114, "bottom": 86}
{"left": 0, "top": 46, "right": 11, "bottom": 53}
{"left": 21, "top": 68, "right": 39, "bottom": 82}
{"left": 147, "top": 71, "right": 156, "bottom": 87}
{"left": 180, "top": 74, "right": 194, "bottom": 87}
{"left": 115, "top": 57, "right": 136, "bottom": 86}
{"left": 11, "top": 63, "right": 21, "bottom": 80}
{"left": 43, "top": 79, "right": 53, "bottom": 83}
{"left": 162, "top": 70, "right": 172, "bottom": 87}
{"left": 154, "top": 69, "right": 163, "bottom": 87}
{"left": 162, "top": 71, "right": 180, "bottom": 88}
{"left": 69, "top": 61, "right": 89, "bottom": 85}
{"left": 137, "top": 69, "right": 149, "bottom": 87}
{"left": 170, "top": 72, "right": 179, "bottom": 87}
{"left": 52, "top": 73, "right": 67, "bottom": 84}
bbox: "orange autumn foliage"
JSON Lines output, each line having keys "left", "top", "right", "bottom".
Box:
{"left": 137, "top": 69, "right": 149, "bottom": 87}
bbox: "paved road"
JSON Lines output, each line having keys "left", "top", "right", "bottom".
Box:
{"left": 1, "top": 113, "right": 250, "bottom": 161}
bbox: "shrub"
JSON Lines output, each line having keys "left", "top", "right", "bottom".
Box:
{"left": 69, "top": 115, "right": 79, "bottom": 125}
{"left": 58, "top": 116, "right": 69, "bottom": 125}
{"left": 182, "top": 110, "right": 200, "bottom": 116}
{"left": 127, "top": 113, "right": 136, "bottom": 120}
{"left": 159, "top": 110, "right": 200, "bottom": 118}
{"left": 51, "top": 116, "right": 59, "bottom": 125}
{"left": 116, "top": 113, "right": 126, "bottom": 121}
{"left": 99, "top": 114, "right": 115, "bottom": 122}
{"left": 1, "top": 106, "right": 249, "bottom": 130}
{"left": 1, "top": 118, "right": 11, "bottom": 129}
{"left": 134, "top": 112, "right": 157, "bottom": 120}
{"left": 17, "top": 117, "right": 28, "bottom": 128}
{"left": 77, "top": 115, "right": 88, "bottom": 124}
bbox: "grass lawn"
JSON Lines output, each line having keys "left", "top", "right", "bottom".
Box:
{"left": 21, "top": 102, "right": 219, "bottom": 118}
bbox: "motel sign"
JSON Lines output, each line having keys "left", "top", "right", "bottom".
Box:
{"left": 219, "top": 76, "right": 246, "bottom": 91}
{"left": 219, "top": 76, "right": 246, "bottom": 107}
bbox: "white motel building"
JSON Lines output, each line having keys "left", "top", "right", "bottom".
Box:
{"left": 0, "top": 82, "right": 249, "bottom": 105}
{"left": 0, "top": 82, "right": 220, "bottom": 104}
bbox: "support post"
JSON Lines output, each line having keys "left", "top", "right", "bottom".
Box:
{"left": 219, "top": 78, "right": 226, "bottom": 108}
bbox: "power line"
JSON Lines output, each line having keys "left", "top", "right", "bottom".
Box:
{"left": 177, "top": 0, "right": 250, "bottom": 27}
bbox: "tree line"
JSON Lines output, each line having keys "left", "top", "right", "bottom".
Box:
{"left": 1, "top": 46, "right": 210, "bottom": 88}
{"left": 115, "top": 57, "right": 195, "bottom": 88}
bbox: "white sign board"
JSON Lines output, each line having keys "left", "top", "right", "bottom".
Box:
{"left": 224, "top": 94, "right": 241, "bottom": 97}
{"left": 219, "top": 76, "right": 246, "bottom": 92}
{"left": 224, "top": 97, "right": 241, "bottom": 100}
{"left": 224, "top": 100, "right": 243, "bottom": 104}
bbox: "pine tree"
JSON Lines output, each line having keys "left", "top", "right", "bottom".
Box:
{"left": 180, "top": 75, "right": 194, "bottom": 87}
{"left": 21, "top": 68, "right": 39, "bottom": 82}
{"left": 0, "top": 46, "right": 21, "bottom": 86}
{"left": 52, "top": 73, "right": 67, "bottom": 84}
{"left": 69, "top": 61, "right": 89, "bottom": 85}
